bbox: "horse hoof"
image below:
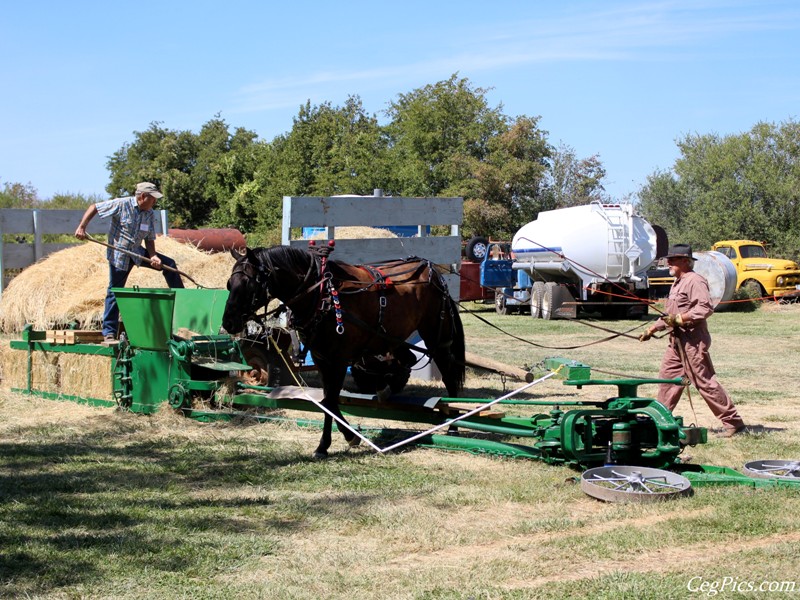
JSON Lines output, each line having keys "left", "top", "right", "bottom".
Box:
{"left": 312, "top": 450, "right": 328, "bottom": 460}
{"left": 375, "top": 384, "right": 392, "bottom": 402}
{"left": 347, "top": 436, "right": 362, "bottom": 449}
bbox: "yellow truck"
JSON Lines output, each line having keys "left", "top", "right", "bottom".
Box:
{"left": 711, "top": 240, "right": 800, "bottom": 298}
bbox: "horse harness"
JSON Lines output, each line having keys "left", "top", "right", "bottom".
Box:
{"left": 234, "top": 248, "right": 452, "bottom": 359}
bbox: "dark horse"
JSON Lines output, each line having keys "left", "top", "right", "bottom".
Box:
{"left": 221, "top": 245, "right": 466, "bottom": 458}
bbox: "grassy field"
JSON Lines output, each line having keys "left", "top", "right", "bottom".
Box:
{"left": 1, "top": 302, "right": 800, "bottom": 599}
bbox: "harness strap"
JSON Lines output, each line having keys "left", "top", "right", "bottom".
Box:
{"left": 359, "top": 265, "right": 394, "bottom": 289}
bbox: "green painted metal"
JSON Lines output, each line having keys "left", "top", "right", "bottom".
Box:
{"left": 111, "top": 287, "right": 231, "bottom": 351}
{"left": 562, "top": 376, "right": 683, "bottom": 399}
{"left": 10, "top": 339, "right": 115, "bottom": 356}
{"left": 172, "top": 288, "right": 229, "bottom": 335}
{"left": 127, "top": 349, "right": 174, "bottom": 413}
{"left": 10, "top": 388, "right": 117, "bottom": 408}
{"left": 680, "top": 464, "right": 800, "bottom": 489}
{"left": 111, "top": 287, "right": 176, "bottom": 350}
{"left": 417, "top": 434, "right": 544, "bottom": 459}
{"left": 543, "top": 357, "right": 591, "bottom": 381}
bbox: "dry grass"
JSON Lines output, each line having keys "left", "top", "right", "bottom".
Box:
{"left": 1, "top": 304, "right": 799, "bottom": 599}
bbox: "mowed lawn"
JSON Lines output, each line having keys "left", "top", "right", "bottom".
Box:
{"left": 1, "top": 302, "right": 799, "bottom": 599}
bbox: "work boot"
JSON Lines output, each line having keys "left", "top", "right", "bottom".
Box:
{"left": 718, "top": 425, "right": 747, "bottom": 438}
{"left": 102, "top": 334, "right": 119, "bottom": 347}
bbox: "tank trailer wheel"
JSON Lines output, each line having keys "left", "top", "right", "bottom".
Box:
{"left": 743, "top": 460, "right": 800, "bottom": 480}
{"left": 530, "top": 281, "right": 545, "bottom": 318}
{"left": 581, "top": 466, "right": 692, "bottom": 503}
{"left": 495, "top": 291, "right": 510, "bottom": 315}
{"left": 540, "top": 282, "right": 558, "bottom": 320}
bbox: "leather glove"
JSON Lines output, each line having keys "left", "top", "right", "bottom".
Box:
{"left": 639, "top": 330, "right": 653, "bottom": 342}
{"left": 663, "top": 313, "right": 684, "bottom": 328}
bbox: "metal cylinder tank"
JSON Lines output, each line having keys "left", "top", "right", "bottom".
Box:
{"left": 510, "top": 203, "right": 658, "bottom": 281}
{"left": 693, "top": 250, "right": 738, "bottom": 309}
{"left": 168, "top": 228, "right": 246, "bottom": 253}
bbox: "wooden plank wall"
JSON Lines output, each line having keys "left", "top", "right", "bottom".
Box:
{"left": 0, "top": 208, "right": 169, "bottom": 297}
{"left": 281, "top": 195, "right": 463, "bottom": 299}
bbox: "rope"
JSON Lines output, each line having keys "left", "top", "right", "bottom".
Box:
{"left": 274, "top": 364, "right": 565, "bottom": 454}
{"left": 674, "top": 334, "right": 700, "bottom": 426}
{"left": 457, "top": 301, "right": 647, "bottom": 350}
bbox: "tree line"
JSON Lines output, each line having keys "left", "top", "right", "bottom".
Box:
{"left": 3, "top": 74, "right": 798, "bottom": 259}
{"left": 637, "top": 120, "right": 800, "bottom": 260}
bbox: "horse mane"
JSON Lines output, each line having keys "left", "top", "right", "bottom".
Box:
{"left": 252, "top": 245, "right": 314, "bottom": 273}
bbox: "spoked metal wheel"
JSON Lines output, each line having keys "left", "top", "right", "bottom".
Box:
{"left": 581, "top": 466, "right": 692, "bottom": 503}
{"left": 743, "top": 460, "right": 800, "bottom": 480}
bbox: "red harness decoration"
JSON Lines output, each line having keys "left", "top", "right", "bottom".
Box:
{"left": 360, "top": 265, "right": 394, "bottom": 289}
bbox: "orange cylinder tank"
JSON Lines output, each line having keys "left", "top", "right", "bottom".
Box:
{"left": 167, "top": 228, "right": 246, "bottom": 253}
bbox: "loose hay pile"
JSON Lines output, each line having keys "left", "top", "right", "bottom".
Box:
{"left": 310, "top": 226, "right": 399, "bottom": 240}
{"left": 0, "top": 237, "right": 236, "bottom": 333}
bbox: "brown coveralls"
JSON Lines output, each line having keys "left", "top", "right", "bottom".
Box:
{"left": 652, "top": 270, "right": 745, "bottom": 431}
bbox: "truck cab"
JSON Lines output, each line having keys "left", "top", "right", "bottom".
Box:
{"left": 711, "top": 240, "right": 800, "bottom": 298}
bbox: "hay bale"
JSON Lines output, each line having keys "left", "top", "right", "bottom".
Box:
{"left": 0, "top": 237, "right": 236, "bottom": 333}
{"left": 59, "top": 353, "right": 113, "bottom": 401}
{"left": 0, "top": 341, "right": 60, "bottom": 393}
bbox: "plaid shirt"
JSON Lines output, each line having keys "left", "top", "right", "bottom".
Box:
{"left": 96, "top": 196, "right": 156, "bottom": 270}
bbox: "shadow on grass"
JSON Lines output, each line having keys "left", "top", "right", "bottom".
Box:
{"left": 0, "top": 424, "right": 384, "bottom": 596}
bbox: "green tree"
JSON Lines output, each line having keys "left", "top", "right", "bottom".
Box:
{"left": 247, "top": 96, "right": 389, "bottom": 243}
{"left": 0, "top": 181, "right": 39, "bottom": 208}
{"left": 45, "top": 193, "right": 98, "bottom": 209}
{"left": 637, "top": 119, "right": 800, "bottom": 258}
{"left": 544, "top": 143, "right": 608, "bottom": 209}
{"left": 384, "top": 75, "right": 555, "bottom": 238}
{"left": 636, "top": 170, "right": 690, "bottom": 240}
{"left": 106, "top": 117, "right": 261, "bottom": 229}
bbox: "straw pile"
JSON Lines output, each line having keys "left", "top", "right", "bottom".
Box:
{"left": 0, "top": 237, "right": 237, "bottom": 333}
{"left": 311, "top": 226, "right": 399, "bottom": 240}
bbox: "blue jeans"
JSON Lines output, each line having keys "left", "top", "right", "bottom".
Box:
{"left": 102, "top": 247, "right": 185, "bottom": 337}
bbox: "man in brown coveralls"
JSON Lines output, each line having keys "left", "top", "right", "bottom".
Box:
{"left": 640, "top": 244, "right": 747, "bottom": 437}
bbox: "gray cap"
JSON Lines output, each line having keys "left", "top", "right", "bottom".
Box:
{"left": 135, "top": 182, "right": 163, "bottom": 199}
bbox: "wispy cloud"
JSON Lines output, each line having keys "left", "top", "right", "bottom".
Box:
{"left": 230, "top": 0, "right": 800, "bottom": 115}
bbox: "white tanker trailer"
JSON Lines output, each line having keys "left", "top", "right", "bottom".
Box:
{"left": 480, "top": 201, "right": 665, "bottom": 319}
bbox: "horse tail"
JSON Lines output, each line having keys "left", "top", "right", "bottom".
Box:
{"left": 445, "top": 293, "right": 466, "bottom": 394}
{"left": 432, "top": 263, "right": 465, "bottom": 395}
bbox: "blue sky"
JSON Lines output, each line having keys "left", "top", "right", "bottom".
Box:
{"left": 1, "top": 0, "right": 798, "bottom": 202}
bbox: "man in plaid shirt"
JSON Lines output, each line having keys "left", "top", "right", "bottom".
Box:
{"left": 75, "top": 182, "right": 184, "bottom": 342}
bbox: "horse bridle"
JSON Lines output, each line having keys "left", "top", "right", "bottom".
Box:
{"left": 229, "top": 259, "right": 272, "bottom": 320}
